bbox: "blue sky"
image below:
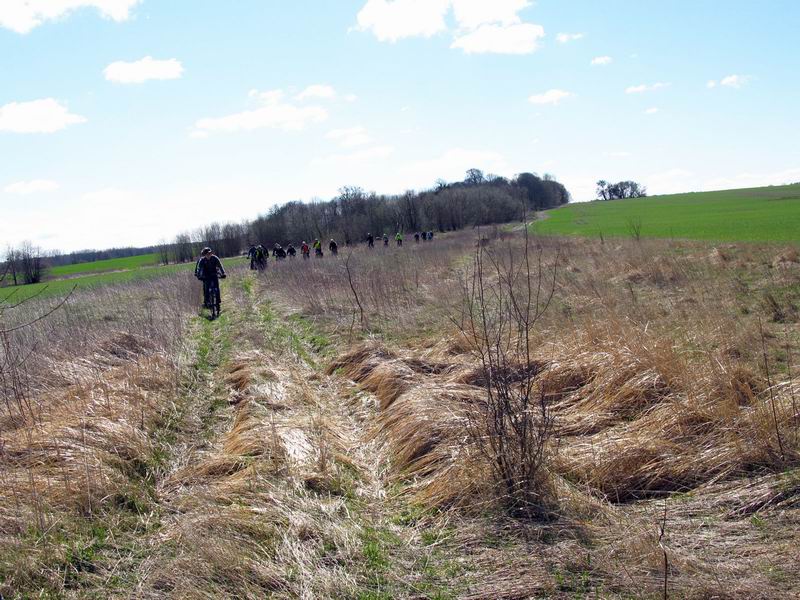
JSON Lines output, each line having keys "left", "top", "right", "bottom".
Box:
{"left": 1, "top": 0, "right": 799, "bottom": 252}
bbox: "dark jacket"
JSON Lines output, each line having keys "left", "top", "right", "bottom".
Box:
{"left": 195, "top": 255, "right": 226, "bottom": 280}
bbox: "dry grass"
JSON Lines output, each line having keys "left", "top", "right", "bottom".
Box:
{"left": 315, "top": 231, "right": 800, "bottom": 597}
{"left": 2, "top": 230, "right": 799, "bottom": 598}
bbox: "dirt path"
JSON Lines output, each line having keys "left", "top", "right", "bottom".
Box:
{"left": 118, "top": 271, "right": 458, "bottom": 599}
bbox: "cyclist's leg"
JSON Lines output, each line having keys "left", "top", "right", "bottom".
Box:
{"left": 202, "top": 280, "right": 211, "bottom": 308}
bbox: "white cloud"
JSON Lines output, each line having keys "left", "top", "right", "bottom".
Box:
{"left": 625, "top": 82, "right": 669, "bottom": 94}
{"left": 591, "top": 55, "right": 612, "bottom": 66}
{"left": 193, "top": 90, "right": 327, "bottom": 135}
{"left": 528, "top": 89, "right": 573, "bottom": 106}
{"left": 355, "top": 0, "right": 543, "bottom": 54}
{"left": 4, "top": 180, "right": 60, "bottom": 194}
{"left": 451, "top": 22, "right": 543, "bottom": 54}
{"left": 0, "top": 98, "right": 86, "bottom": 133}
{"left": 103, "top": 56, "right": 183, "bottom": 84}
{"left": 355, "top": 0, "right": 450, "bottom": 42}
{"left": 296, "top": 84, "right": 337, "bottom": 101}
{"left": 326, "top": 126, "right": 372, "bottom": 148}
{"left": 706, "top": 80, "right": 717, "bottom": 89}
{"left": 556, "top": 32, "right": 583, "bottom": 43}
{"left": 719, "top": 74, "right": 750, "bottom": 89}
{"left": 248, "top": 89, "right": 285, "bottom": 104}
{"left": 0, "top": 0, "right": 140, "bottom": 34}
{"left": 644, "top": 107, "right": 659, "bottom": 114}
{"left": 450, "top": 0, "right": 530, "bottom": 28}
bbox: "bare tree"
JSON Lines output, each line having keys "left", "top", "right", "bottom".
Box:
{"left": 5, "top": 242, "right": 46, "bottom": 285}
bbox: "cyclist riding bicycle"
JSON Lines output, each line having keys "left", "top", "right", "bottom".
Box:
{"left": 195, "top": 247, "right": 226, "bottom": 319}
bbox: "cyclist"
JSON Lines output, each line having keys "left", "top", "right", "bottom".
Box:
{"left": 414, "top": 232, "right": 420, "bottom": 243}
{"left": 194, "top": 247, "right": 226, "bottom": 319}
{"left": 329, "top": 239, "right": 338, "bottom": 256}
{"left": 287, "top": 244, "right": 297, "bottom": 258}
{"left": 313, "top": 239, "right": 323, "bottom": 257}
{"left": 383, "top": 233, "right": 389, "bottom": 247}
{"left": 301, "top": 241, "right": 310, "bottom": 259}
{"left": 255, "top": 244, "right": 268, "bottom": 270}
{"left": 395, "top": 232, "right": 403, "bottom": 247}
{"left": 247, "top": 244, "right": 258, "bottom": 270}
{"left": 366, "top": 233, "right": 374, "bottom": 248}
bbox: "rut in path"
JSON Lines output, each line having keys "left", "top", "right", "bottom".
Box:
{"left": 127, "top": 272, "right": 456, "bottom": 599}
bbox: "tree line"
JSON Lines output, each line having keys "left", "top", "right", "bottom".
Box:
{"left": 163, "top": 169, "right": 571, "bottom": 262}
{"left": 1, "top": 169, "right": 571, "bottom": 286}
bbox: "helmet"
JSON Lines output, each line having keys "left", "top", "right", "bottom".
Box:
{"left": 201, "top": 247, "right": 212, "bottom": 255}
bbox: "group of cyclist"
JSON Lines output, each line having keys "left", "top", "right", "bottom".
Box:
{"left": 196, "top": 231, "right": 436, "bottom": 318}
{"left": 366, "top": 230, "right": 434, "bottom": 248}
{"left": 246, "top": 231, "right": 435, "bottom": 269}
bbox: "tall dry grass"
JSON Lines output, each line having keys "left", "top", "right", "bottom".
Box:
{"left": 0, "top": 271, "right": 200, "bottom": 595}
{"left": 257, "top": 235, "right": 475, "bottom": 336}
{"left": 324, "top": 232, "right": 799, "bottom": 510}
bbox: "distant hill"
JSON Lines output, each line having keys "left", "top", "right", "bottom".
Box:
{"left": 533, "top": 184, "right": 800, "bottom": 243}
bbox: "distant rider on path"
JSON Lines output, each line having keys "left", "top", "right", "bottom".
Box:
{"left": 195, "top": 247, "right": 226, "bottom": 319}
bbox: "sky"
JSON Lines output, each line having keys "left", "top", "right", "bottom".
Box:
{"left": 1, "top": 0, "right": 799, "bottom": 253}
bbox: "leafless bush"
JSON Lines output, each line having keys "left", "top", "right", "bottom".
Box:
{"left": 454, "top": 228, "right": 560, "bottom": 518}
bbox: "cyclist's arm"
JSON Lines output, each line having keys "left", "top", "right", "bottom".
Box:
{"left": 215, "top": 256, "right": 227, "bottom": 278}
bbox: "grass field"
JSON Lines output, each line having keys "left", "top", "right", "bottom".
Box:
{"left": 0, "top": 256, "right": 247, "bottom": 302}
{"left": 48, "top": 252, "right": 161, "bottom": 277}
{"left": 533, "top": 183, "right": 800, "bottom": 242}
{"left": 1, "top": 232, "right": 798, "bottom": 598}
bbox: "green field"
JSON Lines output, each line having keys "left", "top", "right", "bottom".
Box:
{"left": 1, "top": 257, "right": 247, "bottom": 303}
{"left": 533, "top": 184, "right": 800, "bottom": 243}
{"left": 48, "top": 253, "right": 161, "bottom": 277}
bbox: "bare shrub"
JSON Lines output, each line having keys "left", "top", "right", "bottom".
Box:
{"left": 453, "top": 228, "right": 560, "bottom": 518}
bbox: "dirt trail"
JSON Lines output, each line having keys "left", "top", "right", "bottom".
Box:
{"left": 121, "top": 271, "right": 456, "bottom": 599}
